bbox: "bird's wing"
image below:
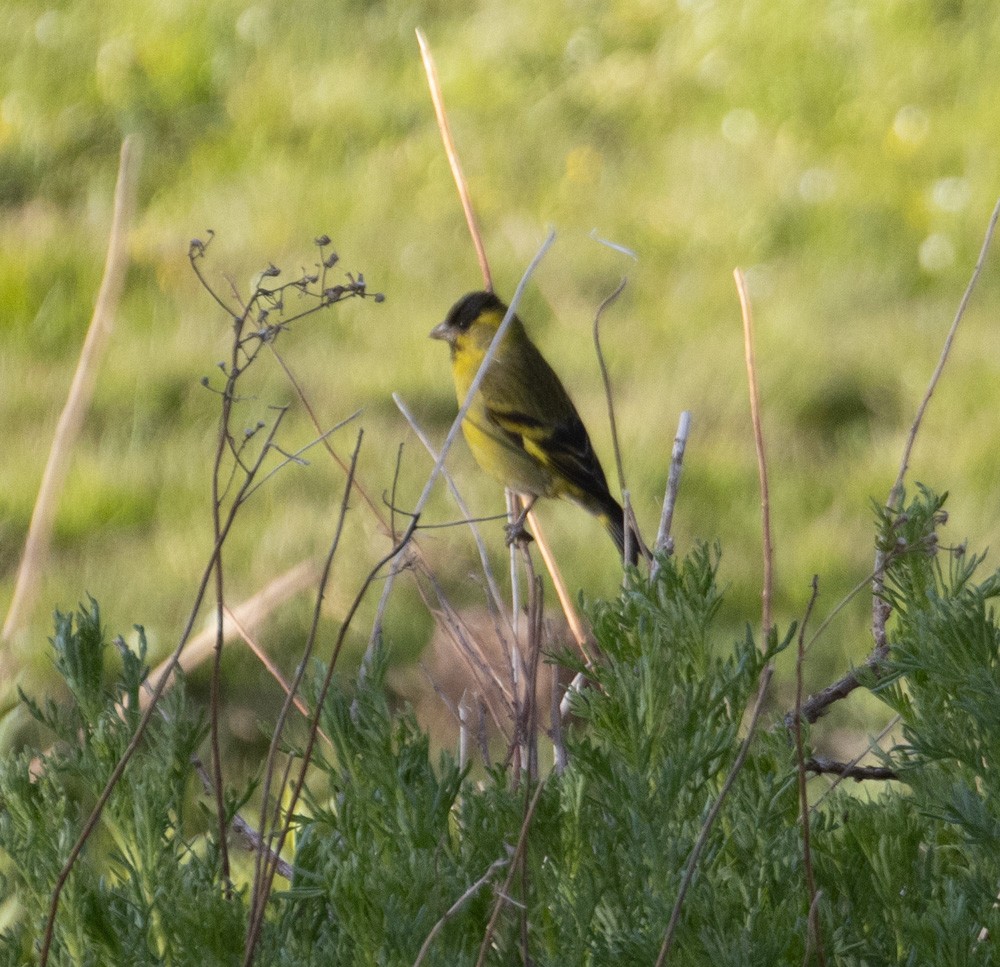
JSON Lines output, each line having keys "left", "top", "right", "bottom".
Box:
{"left": 485, "top": 400, "right": 611, "bottom": 502}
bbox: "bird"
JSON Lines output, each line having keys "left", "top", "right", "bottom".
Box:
{"left": 430, "top": 290, "right": 641, "bottom": 565}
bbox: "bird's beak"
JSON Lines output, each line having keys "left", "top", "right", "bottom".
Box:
{"left": 429, "top": 321, "right": 450, "bottom": 341}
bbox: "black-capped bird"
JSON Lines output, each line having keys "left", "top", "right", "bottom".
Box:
{"left": 430, "top": 290, "right": 641, "bottom": 565}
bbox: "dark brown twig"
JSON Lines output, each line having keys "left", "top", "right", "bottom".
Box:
{"left": 792, "top": 576, "right": 826, "bottom": 967}
{"left": 39, "top": 405, "right": 286, "bottom": 967}
{"left": 243, "top": 479, "right": 420, "bottom": 965}
{"left": 245, "top": 430, "right": 363, "bottom": 956}
{"left": 804, "top": 757, "right": 899, "bottom": 783}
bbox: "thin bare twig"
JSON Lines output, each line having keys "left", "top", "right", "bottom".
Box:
{"left": 3, "top": 136, "right": 140, "bottom": 643}
{"left": 526, "top": 507, "right": 593, "bottom": 664}
{"left": 392, "top": 393, "right": 510, "bottom": 631}
{"left": 246, "top": 431, "right": 363, "bottom": 954}
{"left": 124, "top": 649, "right": 295, "bottom": 881}
{"left": 475, "top": 778, "right": 548, "bottom": 967}
{"left": 735, "top": 268, "right": 773, "bottom": 637}
{"left": 804, "top": 757, "right": 899, "bottom": 783}
{"left": 656, "top": 268, "right": 778, "bottom": 964}
{"left": 872, "top": 197, "right": 1000, "bottom": 655}
{"left": 412, "top": 858, "right": 509, "bottom": 967}
{"left": 887, "top": 197, "right": 1000, "bottom": 515}
{"left": 593, "top": 278, "right": 629, "bottom": 495}
{"left": 655, "top": 663, "right": 774, "bottom": 965}
{"left": 141, "top": 560, "right": 320, "bottom": 704}
{"left": 652, "top": 410, "right": 692, "bottom": 573}
{"left": 243, "top": 510, "right": 420, "bottom": 966}
{"left": 803, "top": 890, "right": 825, "bottom": 967}
{"left": 223, "top": 604, "right": 331, "bottom": 746}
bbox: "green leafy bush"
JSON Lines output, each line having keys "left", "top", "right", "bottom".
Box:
{"left": 3, "top": 489, "right": 1000, "bottom": 964}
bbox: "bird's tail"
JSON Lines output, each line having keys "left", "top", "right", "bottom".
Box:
{"left": 596, "top": 493, "right": 645, "bottom": 567}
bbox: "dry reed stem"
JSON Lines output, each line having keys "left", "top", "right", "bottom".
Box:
{"left": 418, "top": 26, "right": 598, "bottom": 720}
{"left": 3, "top": 136, "right": 141, "bottom": 644}
{"left": 525, "top": 508, "right": 593, "bottom": 663}
{"left": 416, "top": 28, "right": 492, "bottom": 292}
{"left": 222, "top": 603, "right": 331, "bottom": 746}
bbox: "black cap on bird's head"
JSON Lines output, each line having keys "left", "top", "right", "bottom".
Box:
{"left": 430, "top": 290, "right": 507, "bottom": 342}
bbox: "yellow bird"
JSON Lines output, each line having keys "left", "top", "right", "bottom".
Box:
{"left": 430, "top": 290, "right": 641, "bottom": 565}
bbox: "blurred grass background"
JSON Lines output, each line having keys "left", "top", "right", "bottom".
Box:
{"left": 2, "top": 0, "right": 999, "bottom": 752}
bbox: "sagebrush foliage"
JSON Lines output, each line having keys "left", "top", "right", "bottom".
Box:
{"left": 2, "top": 488, "right": 1000, "bottom": 964}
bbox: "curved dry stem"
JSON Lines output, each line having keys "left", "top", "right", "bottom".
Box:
{"left": 243, "top": 508, "right": 420, "bottom": 966}
{"left": 39, "top": 402, "right": 282, "bottom": 967}
{"left": 592, "top": 277, "right": 629, "bottom": 495}
{"left": 4, "top": 136, "right": 140, "bottom": 644}
{"left": 872, "top": 197, "right": 1000, "bottom": 652}
{"left": 474, "top": 778, "right": 548, "bottom": 967}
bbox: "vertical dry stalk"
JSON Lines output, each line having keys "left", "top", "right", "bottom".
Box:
{"left": 734, "top": 268, "right": 773, "bottom": 637}
{"left": 39, "top": 405, "right": 288, "bottom": 967}
{"left": 3, "top": 136, "right": 141, "bottom": 644}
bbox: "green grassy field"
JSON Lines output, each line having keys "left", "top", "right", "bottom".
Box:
{"left": 2, "top": 0, "right": 999, "bottom": 751}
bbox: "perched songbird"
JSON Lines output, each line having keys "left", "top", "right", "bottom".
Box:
{"left": 430, "top": 290, "right": 641, "bottom": 564}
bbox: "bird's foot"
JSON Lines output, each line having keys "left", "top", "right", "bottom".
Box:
{"left": 504, "top": 516, "right": 534, "bottom": 549}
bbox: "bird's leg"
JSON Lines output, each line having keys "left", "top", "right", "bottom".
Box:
{"left": 505, "top": 493, "right": 537, "bottom": 547}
